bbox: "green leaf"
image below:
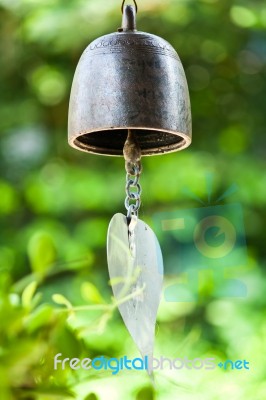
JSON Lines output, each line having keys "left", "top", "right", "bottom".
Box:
{"left": 52, "top": 294, "right": 73, "bottom": 309}
{"left": 24, "top": 304, "right": 54, "bottom": 333}
{"left": 136, "top": 387, "right": 155, "bottom": 400}
{"left": 84, "top": 394, "right": 99, "bottom": 400}
{"left": 16, "top": 386, "right": 75, "bottom": 399}
{"left": 81, "top": 282, "right": 105, "bottom": 304}
{"left": 27, "top": 231, "right": 57, "bottom": 275}
{"left": 21, "top": 281, "right": 38, "bottom": 308}
{"left": 0, "top": 180, "right": 18, "bottom": 215}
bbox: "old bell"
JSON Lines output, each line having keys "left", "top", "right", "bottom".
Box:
{"left": 68, "top": 2, "right": 192, "bottom": 156}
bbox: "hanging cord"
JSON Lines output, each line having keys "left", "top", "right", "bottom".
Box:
{"left": 121, "top": 0, "right": 138, "bottom": 13}
{"left": 123, "top": 130, "right": 142, "bottom": 220}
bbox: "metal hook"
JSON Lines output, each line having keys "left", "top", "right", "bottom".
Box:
{"left": 121, "top": 0, "right": 138, "bottom": 13}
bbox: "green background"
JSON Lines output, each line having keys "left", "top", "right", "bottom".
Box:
{"left": 0, "top": 0, "right": 265, "bottom": 399}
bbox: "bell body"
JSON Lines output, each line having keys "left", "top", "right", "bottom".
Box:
{"left": 68, "top": 8, "right": 192, "bottom": 156}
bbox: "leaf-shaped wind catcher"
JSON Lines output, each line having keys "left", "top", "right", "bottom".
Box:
{"left": 107, "top": 213, "right": 163, "bottom": 373}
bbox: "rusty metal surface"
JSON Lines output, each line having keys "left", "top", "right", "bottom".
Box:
{"left": 68, "top": 5, "right": 192, "bottom": 156}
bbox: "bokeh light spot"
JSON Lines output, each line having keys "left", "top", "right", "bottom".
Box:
{"left": 230, "top": 6, "right": 257, "bottom": 28}
{"left": 219, "top": 126, "right": 248, "bottom": 154}
{"left": 29, "top": 65, "right": 67, "bottom": 105}
{"left": 201, "top": 40, "right": 227, "bottom": 64}
{"left": 186, "top": 65, "right": 210, "bottom": 91}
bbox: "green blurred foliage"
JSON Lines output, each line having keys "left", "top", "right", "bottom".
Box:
{"left": 0, "top": 0, "right": 266, "bottom": 399}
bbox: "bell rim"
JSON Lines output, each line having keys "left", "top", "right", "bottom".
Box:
{"left": 68, "top": 127, "right": 192, "bottom": 157}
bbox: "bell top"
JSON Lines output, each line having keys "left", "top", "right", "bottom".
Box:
{"left": 68, "top": 5, "right": 192, "bottom": 156}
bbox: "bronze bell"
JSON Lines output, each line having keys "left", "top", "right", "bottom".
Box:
{"left": 68, "top": 3, "right": 192, "bottom": 156}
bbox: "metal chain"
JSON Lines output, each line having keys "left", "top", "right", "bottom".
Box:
{"left": 123, "top": 130, "right": 142, "bottom": 219}
{"left": 125, "top": 163, "right": 142, "bottom": 218}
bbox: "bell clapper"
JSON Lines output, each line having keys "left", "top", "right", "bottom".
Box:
{"left": 123, "top": 130, "right": 142, "bottom": 257}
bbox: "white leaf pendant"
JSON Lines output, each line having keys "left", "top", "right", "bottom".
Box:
{"left": 107, "top": 213, "right": 163, "bottom": 370}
